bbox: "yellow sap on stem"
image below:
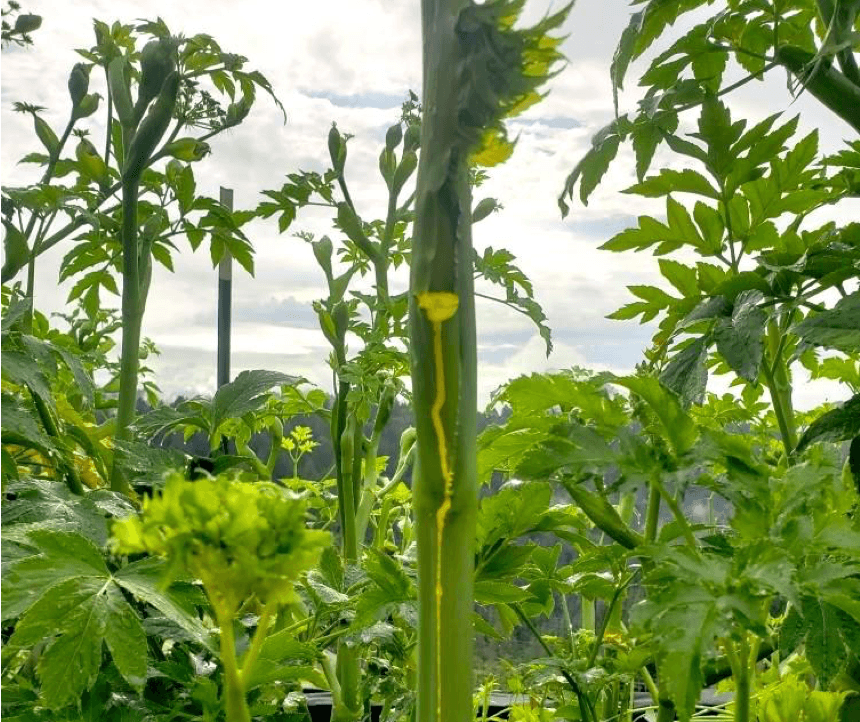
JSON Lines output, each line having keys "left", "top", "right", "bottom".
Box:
{"left": 416, "top": 290, "right": 459, "bottom": 721}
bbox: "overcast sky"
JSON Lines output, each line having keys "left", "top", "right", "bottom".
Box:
{"left": 1, "top": 0, "right": 855, "bottom": 408}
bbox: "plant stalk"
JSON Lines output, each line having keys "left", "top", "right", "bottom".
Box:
{"left": 110, "top": 177, "right": 143, "bottom": 494}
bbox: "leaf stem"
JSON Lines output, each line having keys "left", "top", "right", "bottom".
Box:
{"left": 239, "top": 604, "right": 273, "bottom": 687}
{"left": 512, "top": 603, "right": 595, "bottom": 722}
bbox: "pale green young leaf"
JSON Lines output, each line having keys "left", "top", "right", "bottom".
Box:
{"left": 692, "top": 201, "right": 724, "bottom": 251}
{"left": 658, "top": 259, "right": 699, "bottom": 298}
{"left": 666, "top": 196, "right": 704, "bottom": 249}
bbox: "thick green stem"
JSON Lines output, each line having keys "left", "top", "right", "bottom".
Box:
{"left": 219, "top": 616, "right": 251, "bottom": 722}
{"left": 644, "top": 482, "right": 661, "bottom": 543}
{"left": 560, "top": 592, "right": 576, "bottom": 650}
{"left": 410, "top": 6, "right": 479, "bottom": 721}
{"left": 110, "top": 177, "right": 142, "bottom": 494}
{"left": 331, "top": 411, "right": 361, "bottom": 722}
{"left": 730, "top": 638, "right": 751, "bottom": 722}
{"left": 581, "top": 597, "right": 596, "bottom": 632}
{"left": 640, "top": 666, "right": 660, "bottom": 707}
{"left": 761, "top": 350, "right": 796, "bottom": 459}
{"left": 321, "top": 651, "right": 343, "bottom": 710}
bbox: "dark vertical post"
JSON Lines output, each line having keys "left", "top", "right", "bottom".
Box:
{"left": 217, "top": 186, "right": 234, "bottom": 390}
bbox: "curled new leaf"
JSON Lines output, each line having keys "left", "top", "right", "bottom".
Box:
{"left": 453, "top": 0, "right": 572, "bottom": 165}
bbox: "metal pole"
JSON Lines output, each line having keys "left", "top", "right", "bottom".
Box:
{"left": 217, "top": 187, "right": 234, "bottom": 390}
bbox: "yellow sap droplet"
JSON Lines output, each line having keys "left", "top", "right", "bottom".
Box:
{"left": 417, "top": 291, "right": 459, "bottom": 323}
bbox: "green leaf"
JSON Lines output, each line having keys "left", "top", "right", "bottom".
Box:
{"left": 804, "top": 599, "right": 849, "bottom": 688}
{"left": 476, "top": 481, "right": 552, "bottom": 548}
{"left": 610, "top": 10, "right": 645, "bottom": 114}
{"left": 2, "top": 350, "right": 54, "bottom": 409}
{"left": 713, "top": 290, "right": 767, "bottom": 383}
{"left": 612, "top": 375, "right": 697, "bottom": 455}
{"left": 712, "top": 271, "right": 770, "bottom": 304}
{"left": 2, "top": 220, "right": 30, "bottom": 283}
{"left": 517, "top": 427, "right": 616, "bottom": 479}
{"left": 211, "top": 369, "right": 300, "bottom": 432}
{"left": 660, "top": 335, "right": 708, "bottom": 406}
{"left": 624, "top": 169, "right": 718, "bottom": 199}
{"left": 695, "top": 95, "right": 742, "bottom": 179}
{"left": 244, "top": 630, "right": 319, "bottom": 690}
{"left": 114, "top": 557, "right": 213, "bottom": 651}
{"left": 560, "top": 123, "right": 623, "bottom": 213}
{"left": 796, "top": 394, "right": 860, "bottom": 452}
{"left": 630, "top": 0, "right": 711, "bottom": 61}
{"left": 474, "top": 580, "right": 531, "bottom": 604}
{"left": 658, "top": 259, "right": 699, "bottom": 298}
{"left": 1, "top": 529, "right": 107, "bottom": 622}
{"left": 692, "top": 201, "right": 724, "bottom": 251}
{"left": 779, "top": 605, "right": 805, "bottom": 655}
{"left": 666, "top": 196, "right": 703, "bottom": 248}
{"left": 100, "top": 584, "right": 147, "bottom": 690}
{"left": 0, "top": 394, "right": 56, "bottom": 456}
{"left": 792, "top": 292, "right": 860, "bottom": 354}
{"left": 1, "top": 479, "right": 128, "bottom": 551}
{"left": 28, "top": 579, "right": 107, "bottom": 709}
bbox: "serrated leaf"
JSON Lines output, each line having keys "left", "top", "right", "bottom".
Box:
{"left": 779, "top": 605, "right": 805, "bottom": 655}
{"left": 804, "top": 599, "right": 848, "bottom": 688}
{"left": 611, "top": 10, "right": 645, "bottom": 114}
{"left": 474, "top": 580, "right": 531, "bottom": 604}
{"left": 476, "top": 481, "right": 552, "bottom": 548}
{"left": 211, "top": 370, "right": 300, "bottom": 431}
{"left": 611, "top": 375, "right": 697, "bottom": 455}
{"left": 660, "top": 335, "right": 709, "bottom": 406}
{"left": 1, "top": 394, "right": 56, "bottom": 456}
{"left": 692, "top": 201, "right": 724, "bottom": 251}
{"left": 1, "top": 529, "right": 108, "bottom": 621}
{"left": 2, "top": 220, "right": 30, "bottom": 283}
{"left": 796, "top": 394, "right": 860, "bottom": 452}
{"left": 658, "top": 259, "right": 699, "bottom": 298}
{"left": 713, "top": 290, "right": 767, "bottom": 383}
{"left": 115, "top": 557, "right": 213, "bottom": 651}
{"left": 2, "top": 350, "right": 54, "bottom": 410}
{"left": 1, "top": 480, "right": 124, "bottom": 550}
{"left": 792, "top": 293, "right": 860, "bottom": 354}
{"left": 624, "top": 169, "right": 718, "bottom": 199}
{"left": 100, "top": 584, "right": 147, "bottom": 690}
{"left": 33, "top": 580, "right": 107, "bottom": 709}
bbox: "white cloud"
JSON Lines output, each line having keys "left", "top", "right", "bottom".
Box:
{"left": 2, "top": 0, "right": 853, "bottom": 413}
